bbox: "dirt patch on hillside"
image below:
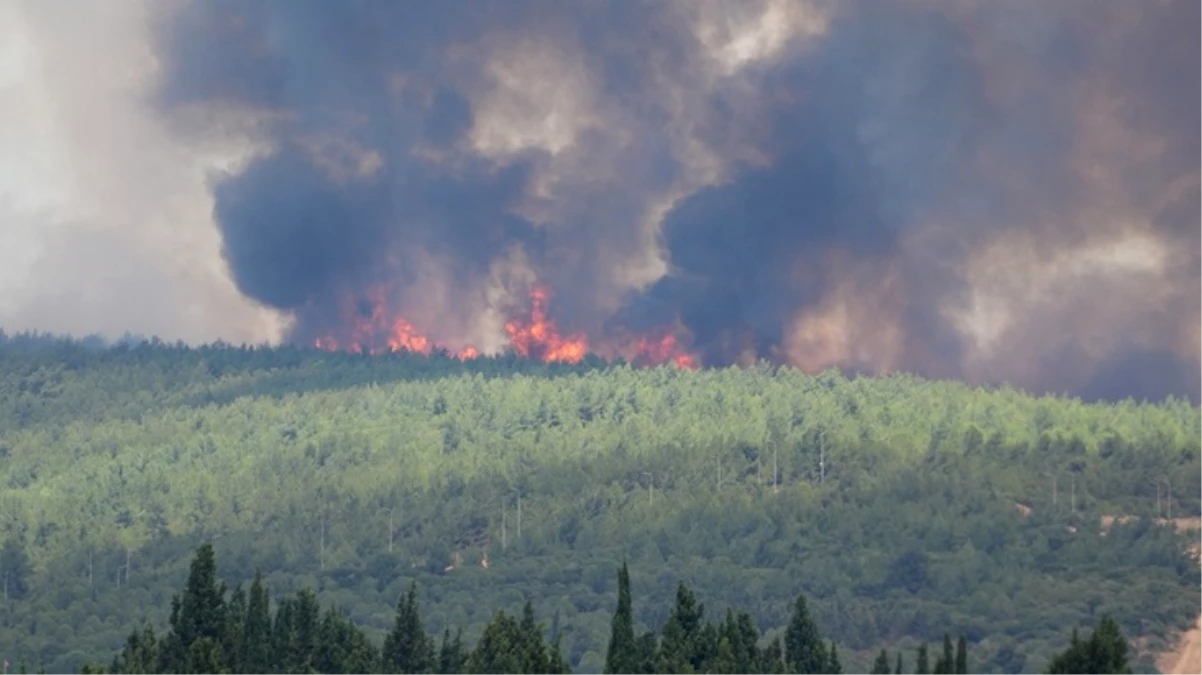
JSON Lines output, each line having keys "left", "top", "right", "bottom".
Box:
{"left": 1157, "top": 615, "right": 1201, "bottom": 675}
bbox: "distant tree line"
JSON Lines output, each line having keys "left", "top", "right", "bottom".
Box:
{"left": 68, "top": 545, "right": 1128, "bottom": 674}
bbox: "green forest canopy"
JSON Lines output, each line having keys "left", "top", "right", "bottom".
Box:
{"left": 0, "top": 333, "right": 1198, "bottom": 672}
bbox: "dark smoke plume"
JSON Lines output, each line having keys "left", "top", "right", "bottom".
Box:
{"left": 151, "top": 0, "right": 1200, "bottom": 401}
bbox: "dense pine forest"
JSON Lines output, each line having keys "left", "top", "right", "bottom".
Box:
{"left": 0, "top": 332, "right": 1198, "bottom": 673}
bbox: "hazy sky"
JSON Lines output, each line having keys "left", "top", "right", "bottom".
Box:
{"left": 0, "top": 0, "right": 286, "bottom": 345}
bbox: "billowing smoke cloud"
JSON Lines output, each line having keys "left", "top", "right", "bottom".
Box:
{"left": 4, "top": 0, "right": 1196, "bottom": 402}
{"left": 0, "top": 0, "right": 285, "bottom": 344}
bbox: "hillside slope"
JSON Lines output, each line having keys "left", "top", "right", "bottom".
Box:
{"left": 0, "top": 339, "right": 1198, "bottom": 672}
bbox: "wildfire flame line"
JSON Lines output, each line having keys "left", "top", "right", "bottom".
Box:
{"left": 312, "top": 285, "right": 696, "bottom": 368}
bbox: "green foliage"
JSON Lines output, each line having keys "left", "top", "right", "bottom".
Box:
{"left": 1045, "top": 616, "right": 1132, "bottom": 674}
{"left": 0, "top": 336, "right": 1197, "bottom": 672}
{"left": 82, "top": 547, "right": 995, "bottom": 672}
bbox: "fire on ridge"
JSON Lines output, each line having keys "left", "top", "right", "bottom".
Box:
{"left": 312, "top": 285, "right": 697, "bottom": 368}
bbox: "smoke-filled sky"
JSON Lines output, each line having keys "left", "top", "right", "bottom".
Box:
{"left": 1, "top": 0, "right": 1198, "bottom": 402}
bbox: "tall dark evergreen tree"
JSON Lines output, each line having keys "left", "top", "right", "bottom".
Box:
{"left": 916, "top": 643, "right": 930, "bottom": 675}
{"left": 382, "top": 582, "right": 435, "bottom": 673}
{"left": 871, "top": 649, "right": 891, "bottom": 674}
{"left": 605, "top": 563, "right": 638, "bottom": 674}
{"left": 934, "top": 633, "right": 954, "bottom": 674}
{"left": 1046, "top": 616, "right": 1131, "bottom": 674}
{"left": 955, "top": 635, "right": 968, "bottom": 675}
{"left": 222, "top": 584, "right": 246, "bottom": 673}
{"left": 784, "top": 593, "right": 827, "bottom": 674}
{"left": 466, "top": 610, "right": 523, "bottom": 674}
{"left": 158, "top": 543, "right": 228, "bottom": 673}
{"left": 827, "top": 640, "right": 842, "bottom": 674}
{"left": 895, "top": 651, "right": 904, "bottom": 675}
{"left": 113, "top": 625, "right": 160, "bottom": 674}
{"left": 438, "top": 628, "right": 467, "bottom": 675}
{"left": 242, "top": 570, "right": 273, "bottom": 674}
{"left": 657, "top": 582, "right": 708, "bottom": 673}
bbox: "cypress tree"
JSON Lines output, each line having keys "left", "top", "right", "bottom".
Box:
{"left": 955, "top": 635, "right": 968, "bottom": 675}
{"left": 604, "top": 563, "right": 637, "bottom": 674}
{"left": 895, "top": 652, "right": 904, "bottom": 675}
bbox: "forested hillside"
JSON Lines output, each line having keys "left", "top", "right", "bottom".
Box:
{"left": 74, "top": 543, "right": 1003, "bottom": 674}
{"left": 0, "top": 334, "right": 1198, "bottom": 673}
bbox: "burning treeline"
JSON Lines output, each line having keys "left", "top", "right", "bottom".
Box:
{"left": 152, "top": 1, "right": 1199, "bottom": 401}
{"left": 311, "top": 284, "right": 697, "bottom": 368}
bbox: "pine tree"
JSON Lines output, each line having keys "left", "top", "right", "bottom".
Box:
{"left": 875, "top": 648, "right": 894, "bottom": 672}
{"left": 186, "top": 637, "right": 224, "bottom": 674}
{"left": 784, "top": 593, "right": 827, "bottom": 674}
{"left": 635, "top": 631, "right": 660, "bottom": 674}
{"left": 604, "top": 563, "right": 638, "bottom": 674}
{"left": 242, "top": 570, "right": 272, "bottom": 674}
{"left": 916, "top": 643, "right": 929, "bottom": 675}
{"left": 113, "top": 625, "right": 159, "bottom": 673}
{"left": 827, "top": 640, "right": 842, "bottom": 674}
{"left": 657, "top": 582, "right": 708, "bottom": 673}
{"left": 437, "top": 628, "right": 467, "bottom": 674}
{"left": 222, "top": 583, "right": 246, "bottom": 673}
{"left": 955, "top": 635, "right": 968, "bottom": 675}
{"left": 316, "top": 605, "right": 379, "bottom": 674}
{"left": 1046, "top": 616, "right": 1131, "bottom": 674}
{"left": 466, "top": 610, "right": 523, "bottom": 674}
{"left": 158, "top": 543, "right": 228, "bottom": 673}
{"left": 934, "top": 633, "right": 953, "bottom": 674}
{"left": 517, "top": 600, "right": 551, "bottom": 672}
{"left": 547, "top": 633, "right": 571, "bottom": 674}
{"left": 382, "top": 582, "right": 434, "bottom": 673}
{"left": 895, "top": 652, "right": 904, "bottom": 675}
{"left": 288, "top": 588, "right": 321, "bottom": 673}
{"left": 871, "top": 649, "right": 891, "bottom": 674}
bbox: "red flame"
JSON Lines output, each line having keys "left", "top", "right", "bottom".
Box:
{"left": 311, "top": 286, "right": 477, "bottom": 360}
{"left": 503, "top": 287, "right": 589, "bottom": 364}
{"left": 311, "top": 284, "right": 698, "bottom": 368}
{"left": 632, "top": 332, "right": 699, "bottom": 369}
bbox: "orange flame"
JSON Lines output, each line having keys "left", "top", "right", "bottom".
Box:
{"left": 632, "top": 332, "right": 699, "bottom": 369}
{"left": 311, "top": 286, "right": 478, "bottom": 360}
{"left": 311, "top": 283, "right": 699, "bottom": 368}
{"left": 504, "top": 287, "right": 589, "bottom": 364}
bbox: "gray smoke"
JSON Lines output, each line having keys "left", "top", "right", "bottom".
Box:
{"left": 94, "top": 0, "right": 1202, "bottom": 400}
